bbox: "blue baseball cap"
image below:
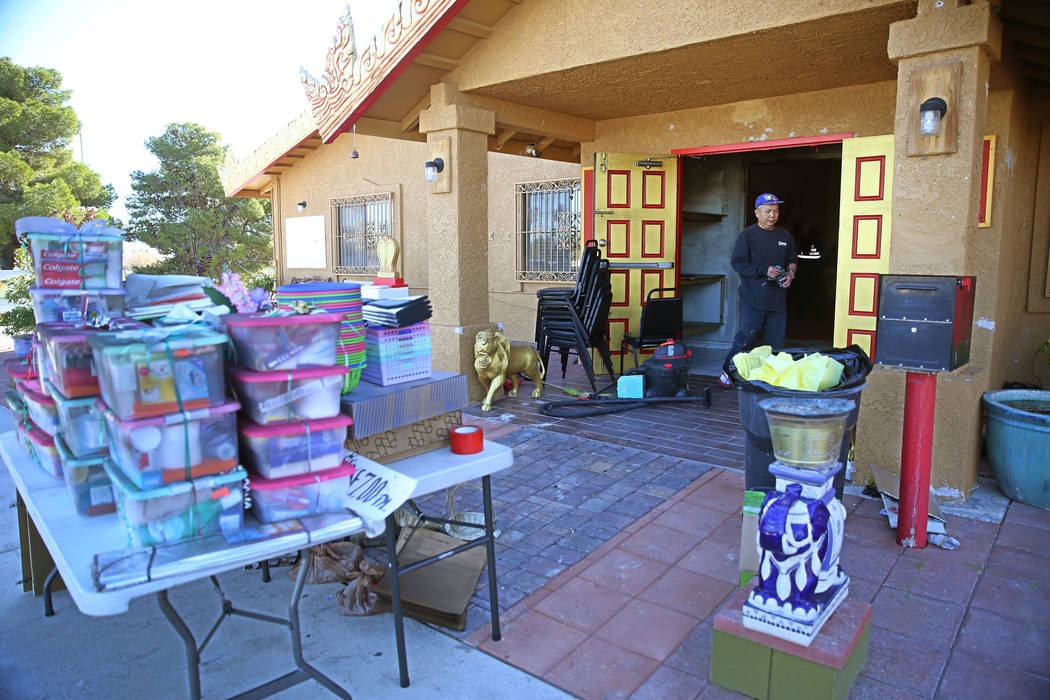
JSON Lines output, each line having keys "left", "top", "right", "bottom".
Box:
{"left": 755, "top": 193, "right": 784, "bottom": 207}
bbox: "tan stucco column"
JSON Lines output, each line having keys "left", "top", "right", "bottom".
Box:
{"left": 855, "top": 0, "right": 1001, "bottom": 499}
{"left": 418, "top": 84, "right": 497, "bottom": 400}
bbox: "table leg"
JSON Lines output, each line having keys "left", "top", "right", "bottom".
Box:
{"left": 385, "top": 514, "right": 410, "bottom": 688}
{"left": 157, "top": 589, "right": 202, "bottom": 700}
{"left": 261, "top": 559, "right": 271, "bottom": 583}
{"left": 43, "top": 566, "right": 59, "bottom": 617}
{"left": 482, "top": 474, "right": 501, "bottom": 641}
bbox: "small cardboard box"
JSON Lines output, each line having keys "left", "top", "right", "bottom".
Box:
{"left": 344, "top": 410, "right": 462, "bottom": 463}
{"left": 341, "top": 371, "right": 468, "bottom": 439}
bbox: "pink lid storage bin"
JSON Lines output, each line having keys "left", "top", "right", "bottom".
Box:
{"left": 89, "top": 327, "right": 228, "bottom": 419}
{"left": 37, "top": 320, "right": 146, "bottom": 398}
{"left": 239, "top": 414, "right": 352, "bottom": 479}
{"left": 103, "top": 460, "right": 246, "bottom": 547}
{"left": 19, "top": 379, "right": 60, "bottom": 436}
{"left": 102, "top": 399, "right": 240, "bottom": 489}
{"left": 248, "top": 461, "right": 356, "bottom": 523}
{"left": 55, "top": 434, "right": 115, "bottom": 517}
{"left": 229, "top": 365, "right": 350, "bottom": 424}
{"left": 49, "top": 381, "right": 106, "bottom": 457}
{"left": 17, "top": 216, "right": 124, "bottom": 290}
{"left": 23, "top": 419, "right": 62, "bottom": 478}
{"left": 30, "top": 288, "right": 126, "bottom": 325}
{"left": 222, "top": 312, "right": 345, "bottom": 371}
{"left": 5, "top": 357, "right": 33, "bottom": 388}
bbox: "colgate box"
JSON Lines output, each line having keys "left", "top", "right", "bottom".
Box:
{"left": 102, "top": 399, "right": 240, "bottom": 489}
{"left": 229, "top": 365, "right": 350, "bottom": 425}
{"left": 37, "top": 319, "right": 146, "bottom": 398}
{"left": 30, "top": 288, "right": 126, "bottom": 325}
{"left": 88, "top": 326, "right": 228, "bottom": 419}
{"left": 248, "top": 461, "right": 356, "bottom": 523}
{"left": 222, "top": 312, "right": 345, "bottom": 371}
{"left": 239, "top": 414, "right": 352, "bottom": 478}
{"left": 17, "top": 216, "right": 123, "bottom": 290}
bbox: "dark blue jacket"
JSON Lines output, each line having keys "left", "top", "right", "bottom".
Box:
{"left": 731, "top": 224, "right": 797, "bottom": 312}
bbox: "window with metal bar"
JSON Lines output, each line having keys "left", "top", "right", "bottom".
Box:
{"left": 331, "top": 193, "right": 393, "bottom": 275}
{"left": 515, "top": 178, "right": 582, "bottom": 282}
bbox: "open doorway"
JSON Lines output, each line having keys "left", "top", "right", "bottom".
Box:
{"left": 678, "top": 144, "right": 842, "bottom": 373}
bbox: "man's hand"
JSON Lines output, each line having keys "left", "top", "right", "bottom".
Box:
{"left": 781, "top": 271, "right": 794, "bottom": 288}
{"left": 767, "top": 266, "right": 781, "bottom": 279}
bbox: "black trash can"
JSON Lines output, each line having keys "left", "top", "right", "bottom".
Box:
{"left": 730, "top": 346, "right": 873, "bottom": 499}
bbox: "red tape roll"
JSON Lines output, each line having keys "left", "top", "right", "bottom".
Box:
{"left": 449, "top": 425, "right": 483, "bottom": 454}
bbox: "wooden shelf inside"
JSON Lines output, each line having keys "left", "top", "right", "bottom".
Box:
{"left": 681, "top": 211, "right": 725, "bottom": 223}
{"left": 683, "top": 321, "right": 722, "bottom": 336}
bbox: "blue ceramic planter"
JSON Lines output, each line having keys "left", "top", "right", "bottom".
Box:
{"left": 983, "top": 389, "right": 1050, "bottom": 510}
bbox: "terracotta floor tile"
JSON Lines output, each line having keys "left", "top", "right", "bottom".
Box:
{"left": 630, "top": 664, "right": 707, "bottom": 700}
{"left": 985, "top": 543, "right": 1049, "bottom": 585}
{"left": 1005, "top": 501, "right": 1050, "bottom": 531}
{"left": 705, "top": 516, "right": 742, "bottom": 547}
{"left": 596, "top": 598, "right": 698, "bottom": 660}
{"left": 711, "top": 469, "right": 744, "bottom": 488}
{"left": 850, "top": 675, "right": 925, "bottom": 699}
{"left": 533, "top": 576, "right": 631, "bottom": 633}
{"left": 935, "top": 649, "right": 1050, "bottom": 699}
{"left": 845, "top": 576, "right": 882, "bottom": 604}
{"left": 696, "top": 682, "right": 749, "bottom": 698}
{"left": 677, "top": 540, "right": 741, "bottom": 585}
{"left": 870, "top": 587, "right": 965, "bottom": 648}
{"left": 639, "top": 567, "right": 734, "bottom": 620}
{"left": 860, "top": 625, "right": 951, "bottom": 697}
{"left": 883, "top": 553, "right": 981, "bottom": 605}
{"left": 653, "top": 501, "right": 732, "bottom": 537}
{"left": 971, "top": 570, "right": 1050, "bottom": 627}
{"left": 849, "top": 497, "right": 886, "bottom": 521}
{"left": 580, "top": 547, "right": 670, "bottom": 597}
{"left": 839, "top": 539, "right": 900, "bottom": 584}
{"left": 544, "top": 636, "right": 661, "bottom": 700}
{"left": 995, "top": 520, "right": 1050, "bottom": 559}
{"left": 619, "top": 522, "right": 704, "bottom": 565}
{"left": 954, "top": 607, "right": 1050, "bottom": 677}
{"left": 664, "top": 621, "right": 714, "bottom": 678}
{"left": 478, "top": 610, "right": 589, "bottom": 676}
{"left": 682, "top": 481, "right": 743, "bottom": 514}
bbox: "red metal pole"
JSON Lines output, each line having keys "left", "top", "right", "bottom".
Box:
{"left": 897, "top": 371, "right": 937, "bottom": 548}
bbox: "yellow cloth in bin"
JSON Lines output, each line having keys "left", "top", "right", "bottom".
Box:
{"left": 731, "top": 347, "right": 844, "bottom": 391}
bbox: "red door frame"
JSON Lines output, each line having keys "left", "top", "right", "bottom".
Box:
{"left": 671, "top": 133, "right": 855, "bottom": 157}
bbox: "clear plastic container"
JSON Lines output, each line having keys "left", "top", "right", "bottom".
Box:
{"left": 88, "top": 327, "right": 228, "bottom": 419}
{"left": 18, "top": 216, "right": 124, "bottom": 290}
{"left": 18, "top": 379, "right": 60, "bottom": 436}
{"left": 104, "top": 460, "right": 246, "bottom": 547}
{"left": 55, "top": 434, "right": 115, "bottom": 517}
{"left": 239, "top": 414, "right": 352, "bottom": 478}
{"left": 5, "top": 388, "right": 26, "bottom": 422}
{"left": 37, "top": 320, "right": 146, "bottom": 399}
{"left": 23, "top": 419, "right": 62, "bottom": 478}
{"left": 29, "top": 288, "right": 126, "bottom": 325}
{"left": 249, "top": 461, "right": 356, "bottom": 523}
{"left": 228, "top": 365, "right": 350, "bottom": 425}
{"left": 222, "top": 312, "right": 345, "bottom": 371}
{"left": 49, "top": 383, "right": 107, "bottom": 457}
{"left": 5, "top": 357, "right": 33, "bottom": 388}
{"left": 30, "top": 342, "right": 54, "bottom": 395}
{"left": 103, "top": 399, "right": 240, "bottom": 489}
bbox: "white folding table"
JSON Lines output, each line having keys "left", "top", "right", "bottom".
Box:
{"left": 1, "top": 430, "right": 512, "bottom": 698}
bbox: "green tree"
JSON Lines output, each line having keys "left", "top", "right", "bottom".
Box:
{"left": 126, "top": 122, "right": 272, "bottom": 278}
{"left": 0, "top": 57, "right": 115, "bottom": 264}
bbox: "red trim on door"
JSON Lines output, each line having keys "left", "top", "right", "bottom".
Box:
{"left": 671, "top": 133, "right": 854, "bottom": 156}
{"left": 641, "top": 270, "right": 665, "bottom": 303}
{"left": 610, "top": 269, "right": 630, "bottom": 307}
{"left": 583, "top": 167, "right": 594, "bottom": 243}
{"left": 605, "top": 220, "right": 631, "bottom": 257}
{"left": 608, "top": 170, "right": 631, "bottom": 208}
{"left": 608, "top": 318, "right": 630, "bottom": 352}
{"left": 846, "top": 329, "right": 876, "bottom": 358}
{"left": 851, "top": 215, "right": 883, "bottom": 259}
{"left": 641, "top": 170, "right": 665, "bottom": 208}
{"left": 674, "top": 157, "right": 683, "bottom": 290}
{"left": 854, "top": 156, "right": 886, "bottom": 202}
{"left": 641, "top": 221, "right": 665, "bottom": 258}
{"left": 848, "top": 273, "right": 880, "bottom": 317}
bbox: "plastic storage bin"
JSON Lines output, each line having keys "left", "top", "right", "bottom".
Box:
{"left": 103, "top": 399, "right": 240, "bottom": 489}
{"left": 30, "top": 342, "right": 54, "bottom": 395}
{"left": 229, "top": 365, "right": 350, "bottom": 425}
{"left": 30, "top": 288, "right": 126, "bottom": 325}
{"left": 5, "top": 358, "right": 33, "bottom": 388}
{"left": 249, "top": 461, "right": 356, "bottom": 523}
{"left": 5, "top": 389, "right": 26, "bottom": 422}
{"left": 239, "top": 414, "right": 353, "bottom": 478}
{"left": 37, "top": 320, "right": 146, "bottom": 398}
{"left": 89, "top": 327, "right": 228, "bottom": 419}
{"left": 23, "top": 420, "right": 62, "bottom": 478}
{"left": 18, "top": 216, "right": 123, "bottom": 289}
{"left": 104, "top": 460, "right": 246, "bottom": 547}
{"left": 49, "top": 381, "right": 107, "bottom": 457}
{"left": 223, "top": 312, "right": 345, "bottom": 371}
{"left": 18, "top": 379, "right": 60, "bottom": 436}
{"left": 55, "top": 435, "right": 115, "bottom": 516}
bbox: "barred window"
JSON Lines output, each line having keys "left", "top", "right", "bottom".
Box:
{"left": 516, "top": 178, "right": 582, "bottom": 282}
{"left": 331, "top": 193, "right": 393, "bottom": 275}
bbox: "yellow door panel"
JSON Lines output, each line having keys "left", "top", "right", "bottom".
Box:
{"left": 833, "top": 135, "right": 893, "bottom": 357}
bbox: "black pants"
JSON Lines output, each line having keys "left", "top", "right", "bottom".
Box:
{"left": 722, "top": 306, "right": 787, "bottom": 372}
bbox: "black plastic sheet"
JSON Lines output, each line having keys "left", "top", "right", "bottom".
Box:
{"left": 728, "top": 344, "right": 874, "bottom": 395}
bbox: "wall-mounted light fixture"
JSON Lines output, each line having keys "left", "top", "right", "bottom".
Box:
{"left": 426, "top": 137, "right": 451, "bottom": 193}
{"left": 424, "top": 157, "right": 444, "bottom": 182}
{"left": 296, "top": 201, "right": 307, "bottom": 212}
{"left": 919, "top": 97, "right": 947, "bottom": 136}
{"left": 350, "top": 123, "right": 359, "bottom": 159}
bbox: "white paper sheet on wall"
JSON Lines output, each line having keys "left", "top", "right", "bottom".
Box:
{"left": 285, "top": 215, "right": 326, "bottom": 269}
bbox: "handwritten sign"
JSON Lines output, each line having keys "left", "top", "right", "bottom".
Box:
{"left": 345, "top": 453, "right": 417, "bottom": 523}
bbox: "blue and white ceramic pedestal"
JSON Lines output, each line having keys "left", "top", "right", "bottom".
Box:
{"left": 742, "top": 462, "right": 849, "bottom": 647}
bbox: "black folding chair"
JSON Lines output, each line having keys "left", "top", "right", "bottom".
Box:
{"left": 620, "top": 287, "right": 683, "bottom": 375}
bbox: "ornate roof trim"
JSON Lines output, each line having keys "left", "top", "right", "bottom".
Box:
{"left": 219, "top": 109, "right": 318, "bottom": 197}
{"left": 300, "top": 0, "right": 468, "bottom": 144}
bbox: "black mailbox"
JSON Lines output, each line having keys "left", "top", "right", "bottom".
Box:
{"left": 874, "top": 275, "right": 976, "bottom": 371}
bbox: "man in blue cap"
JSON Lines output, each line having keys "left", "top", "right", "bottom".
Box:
{"left": 719, "top": 193, "right": 797, "bottom": 388}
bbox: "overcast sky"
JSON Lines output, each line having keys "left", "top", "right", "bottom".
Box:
{"left": 0, "top": 0, "right": 399, "bottom": 221}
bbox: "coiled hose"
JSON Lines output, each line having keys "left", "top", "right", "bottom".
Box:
{"left": 539, "top": 386, "right": 712, "bottom": 417}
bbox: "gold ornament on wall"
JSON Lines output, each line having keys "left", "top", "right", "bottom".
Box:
{"left": 473, "top": 330, "right": 545, "bottom": 411}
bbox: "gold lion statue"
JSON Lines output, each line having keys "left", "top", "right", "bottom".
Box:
{"left": 474, "top": 329, "right": 545, "bottom": 411}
